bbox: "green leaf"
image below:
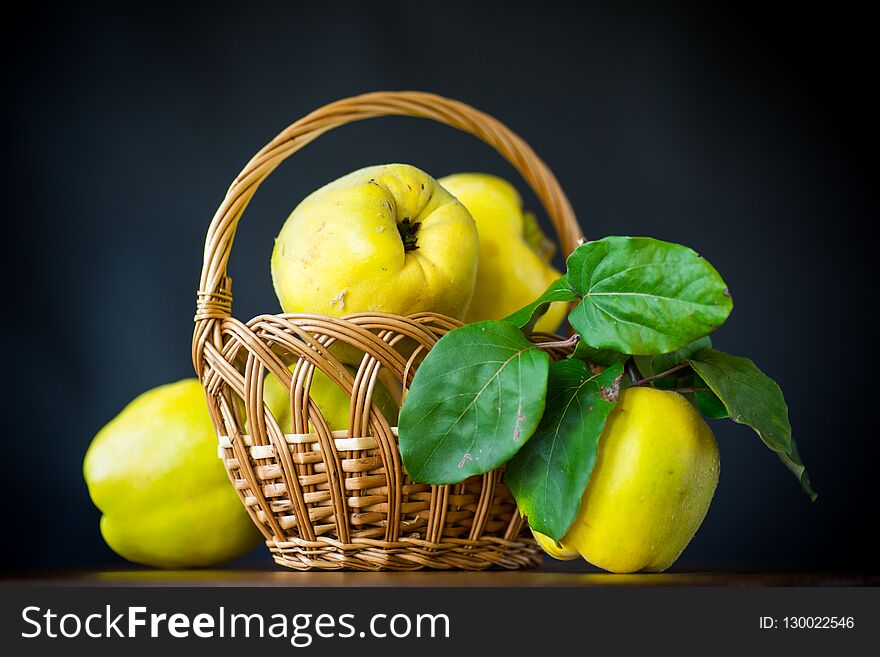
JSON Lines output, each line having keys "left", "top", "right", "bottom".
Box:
{"left": 634, "top": 336, "right": 713, "bottom": 379}
{"left": 687, "top": 348, "right": 816, "bottom": 500}
{"left": 569, "top": 340, "right": 628, "bottom": 367}
{"left": 398, "top": 320, "right": 550, "bottom": 484}
{"left": 691, "top": 373, "right": 728, "bottom": 419}
{"left": 505, "top": 361, "right": 624, "bottom": 541}
{"left": 566, "top": 236, "right": 733, "bottom": 355}
{"left": 506, "top": 276, "right": 577, "bottom": 332}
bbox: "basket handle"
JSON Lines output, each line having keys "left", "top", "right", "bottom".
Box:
{"left": 194, "top": 90, "right": 583, "bottom": 324}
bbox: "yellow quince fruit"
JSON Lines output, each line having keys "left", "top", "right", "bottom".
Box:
{"left": 83, "top": 380, "right": 261, "bottom": 568}
{"left": 438, "top": 173, "right": 567, "bottom": 333}
{"left": 272, "top": 164, "right": 479, "bottom": 321}
{"left": 533, "top": 386, "right": 720, "bottom": 573}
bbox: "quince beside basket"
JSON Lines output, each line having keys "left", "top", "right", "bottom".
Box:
{"left": 192, "top": 91, "right": 584, "bottom": 571}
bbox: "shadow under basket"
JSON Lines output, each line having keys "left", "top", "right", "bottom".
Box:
{"left": 192, "top": 91, "right": 584, "bottom": 571}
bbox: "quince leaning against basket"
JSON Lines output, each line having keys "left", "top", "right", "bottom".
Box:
{"left": 191, "top": 91, "right": 584, "bottom": 571}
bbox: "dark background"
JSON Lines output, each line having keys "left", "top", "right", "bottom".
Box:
{"left": 2, "top": 0, "right": 876, "bottom": 571}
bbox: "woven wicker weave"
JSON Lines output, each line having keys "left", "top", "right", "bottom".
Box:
{"left": 192, "top": 91, "right": 584, "bottom": 571}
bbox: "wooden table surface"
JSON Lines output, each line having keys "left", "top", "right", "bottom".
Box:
{"left": 3, "top": 566, "right": 876, "bottom": 587}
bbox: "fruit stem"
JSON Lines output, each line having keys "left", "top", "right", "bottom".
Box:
{"left": 635, "top": 362, "right": 690, "bottom": 386}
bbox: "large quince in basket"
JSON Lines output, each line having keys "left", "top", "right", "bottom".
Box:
{"left": 271, "top": 164, "right": 479, "bottom": 322}
{"left": 439, "top": 173, "right": 567, "bottom": 333}
{"left": 84, "top": 380, "right": 261, "bottom": 568}
{"left": 532, "top": 387, "right": 720, "bottom": 573}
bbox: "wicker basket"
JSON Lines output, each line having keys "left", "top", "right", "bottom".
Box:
{"left": 192, "top": 91, "right": 584, "bottom": 571}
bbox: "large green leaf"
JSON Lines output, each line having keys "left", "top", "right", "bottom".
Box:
{"left": 505, "top": 361, "right": 624, "bottom": 541}
{"left": 506, "top": 276, "right": 577, "bottom": 332}
{"left": 566, "top": 236, "right": 733, "bottom": 355}
{"left": 398, "top": 320, "right": 550, "bottom": 484}
{"left": 687, "top": 348, "right": 816, "bottom": 500}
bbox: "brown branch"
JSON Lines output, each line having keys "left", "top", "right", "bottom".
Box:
{"left": 635, "top": 362, "right": 690, "bottom": 386}
{"left": 534, "top": 334, "right": 581, "bottom": 351}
